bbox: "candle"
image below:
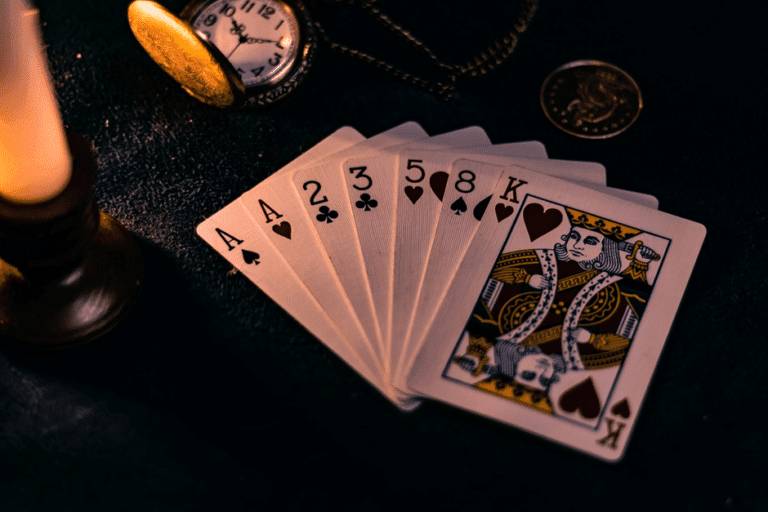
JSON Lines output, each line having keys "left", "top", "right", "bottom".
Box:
{"left": 0, "top": 0, "right": 71, "bottom": 204}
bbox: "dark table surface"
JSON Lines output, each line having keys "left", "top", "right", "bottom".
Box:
{"left": 1, "top": 1, "right": 765, "bottom": 510}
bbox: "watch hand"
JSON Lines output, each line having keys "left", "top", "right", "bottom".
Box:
{"left": 227, "top": 39, "right": 244, "bottom": 58}
{"left": 230, "top": 18, "right": 248, "bottom": 42}
{"left": 246, "top": 37, "right": 279, "bottom": 44}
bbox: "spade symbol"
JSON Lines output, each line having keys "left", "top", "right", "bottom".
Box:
{"left": 450, "top": 197, "right": 468, "bottom": 216}
{"left": 241, "top": 249, "right": 260, "bottom": 265}
{"left": 558, "top": 377, "right": 601, "bottom": 419}
{"left": 404, "top": 185, "right": 423, "bottom": 204}
{"left": 472, "top": 195, "right": 492, "bottom": 220}
{"left": 429, "top": 171, "right": 449, "bottom": 201}
{"left": 611, "top": 398, "right": 631, "bottom": 419}
{"left": 271, "top": 221, "right": 292, "bottom": 239}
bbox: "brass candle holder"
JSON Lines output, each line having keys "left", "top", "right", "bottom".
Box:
{"left": 0, "top": 133, "right": 143, "bottom": 349}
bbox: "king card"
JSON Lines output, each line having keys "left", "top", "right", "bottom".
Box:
{"left": 407, "top": 160, "right": 705, "bottom": 461}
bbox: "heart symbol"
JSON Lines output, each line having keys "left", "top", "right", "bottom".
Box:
{"left": 429, "top": 171, "right": 449, "bottom": 201}
{"left": 241, "top": 249, "right": 260, "bottom": 265}
{"left": 450, "top": 197, "right": 468, "bottom": 215}
{"left": 495, "top": 203, "right": 515, "bottom": 222}
{"left": 610, "top": 398, "right": 630, "bottom": 419}
{"left": 523, "top": 203, "right": 563, "bottom": 242}
{"left": 404, "top": 186, "right": 423, "bottom": 204}
{"left": 473, "top": 195, "right": 492, "bottom": 221}
{"left": 558, "top": 377, "right": 601, "bottom": 419}
{"left": 271, "top": 221, "right": 291, "bottom": 240}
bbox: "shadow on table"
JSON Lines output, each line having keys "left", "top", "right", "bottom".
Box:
{"left": 0, "top": 237, "right": 344, "bottom": 507}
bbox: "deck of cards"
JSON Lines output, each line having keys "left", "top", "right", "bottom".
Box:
{"left": 197, "top": 122, "right": 706, "bottom": 461}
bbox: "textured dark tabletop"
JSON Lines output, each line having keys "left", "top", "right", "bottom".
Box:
{"left": 1, "top": 1, "right": 766, "bottom": 510}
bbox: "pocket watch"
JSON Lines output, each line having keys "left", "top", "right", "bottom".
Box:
{"left": 128, "top": 0, "right": 316, "bottom": 108}
{"left": 128, "top": 0, "right": 540, "bottom": 108}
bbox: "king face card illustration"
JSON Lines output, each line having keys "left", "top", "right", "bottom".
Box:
{"left": 443, "top": 194, "right": 672, "bottom": 449}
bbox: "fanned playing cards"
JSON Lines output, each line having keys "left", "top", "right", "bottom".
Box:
{"left": 196, "top": 122, "right": 705, "bottom": 461}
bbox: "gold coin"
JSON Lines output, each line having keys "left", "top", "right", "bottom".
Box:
{"left": 540, "top": 60, "right": 642, "bottom": 139}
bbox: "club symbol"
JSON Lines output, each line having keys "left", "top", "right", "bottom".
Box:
{"left": 316, "top": 205, "right": 339, "bottom": 224}
{"left": 355, "top": 193, "right": 378, "bottom": 212}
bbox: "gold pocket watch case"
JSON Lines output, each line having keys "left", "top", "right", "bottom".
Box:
{"left": 128, "top": 0, "right": 316, "bottom": 108}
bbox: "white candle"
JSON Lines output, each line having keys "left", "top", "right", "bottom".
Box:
{"left": 0, "top": 0, "right": 72, "bottom": 204}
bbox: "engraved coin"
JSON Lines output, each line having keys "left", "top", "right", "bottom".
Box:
{"left": 540, "top": 60, "right": 642, "bottom": 139}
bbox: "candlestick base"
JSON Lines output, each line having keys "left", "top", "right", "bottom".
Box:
{"left": 0, "top": 133, "right": 143, "bottom": 349}
{"left": 0, "top": 213, "right": 142, "bottom": 348}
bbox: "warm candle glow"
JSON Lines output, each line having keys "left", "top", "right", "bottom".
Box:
{"left": 0, "top": 0, "right": 72, "bottom": 204}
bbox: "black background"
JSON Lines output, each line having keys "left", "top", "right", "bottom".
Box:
{"left": 1, "top": 0, "right": 766, "bottom": 510}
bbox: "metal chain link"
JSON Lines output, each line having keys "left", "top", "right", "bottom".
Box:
{"left": 311, "top": 0, "right": 539, "bottom": 98}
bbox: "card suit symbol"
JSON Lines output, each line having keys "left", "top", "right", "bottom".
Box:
{"left": 523, "top": 203, "right": 563, "bottom": 242}
{"left": 241, "top": 249, "right": 260, "bottom": 265}
{"left": 271, "top": 221, "right": 292, "bottom": 239}
{"left": 316, "top": 205, "right": 339, "bottom": 224}
{"left": 558, "top": 377, "right": 601, "bottom": 419}
{"left": 404, "top": 185, "right": 423, "bottom": 204}
{"left": 450, "top": 197, "right": 468, "bottom": 215}
{"left": 355, "top": 193, "right": 378, "bottom": 211}
{"left": 429, "top": 171, "right": 449, "bottom": 201}
{"left": 495, "top": 203, "right": 515, "bottom": 222}
{"left": 473, "top": 195, "right": 492, "bottom": 221}
{"left": 611, "top": 398, "right": 631, "bottom": 419}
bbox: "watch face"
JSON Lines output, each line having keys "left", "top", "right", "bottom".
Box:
{"left": 189, "top": 0, "right": 301, "bottom": 88}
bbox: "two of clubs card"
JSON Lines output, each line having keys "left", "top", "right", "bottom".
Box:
{"left": 197, "top": 122, "right": 706, "bottom": 461}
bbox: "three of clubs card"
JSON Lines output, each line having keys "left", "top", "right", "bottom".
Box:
{"left": 197, "top": 122, "right": 705, "bottom": 461}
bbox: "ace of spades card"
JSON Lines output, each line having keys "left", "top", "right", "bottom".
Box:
{"left": 408, "top": 160, "right": 705, "bottom": 461}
